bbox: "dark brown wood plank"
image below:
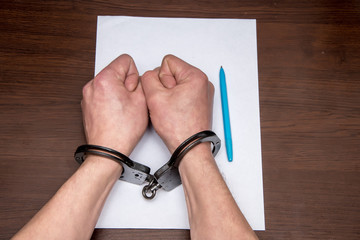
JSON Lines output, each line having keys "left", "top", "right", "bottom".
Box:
{"left": 1, "top": 1, "right": 359, "bottom": 239}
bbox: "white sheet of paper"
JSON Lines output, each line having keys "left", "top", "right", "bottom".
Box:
{"left": 94, "top": 16, "right": 265, "bottom": 230}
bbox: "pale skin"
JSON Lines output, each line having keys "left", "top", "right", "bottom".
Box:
{"left": 12, "top": 54, "right": 257, "bottom": 240}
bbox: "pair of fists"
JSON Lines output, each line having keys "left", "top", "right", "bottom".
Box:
{"left": 81, "top": 54, "right": 214, "bottom": 157}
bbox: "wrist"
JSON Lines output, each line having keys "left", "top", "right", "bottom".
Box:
{"left": 178, "top": 142, "right": 214, "bottom": 173}
{"left": 87, "top": 139, "right": 133, "bottom": 157}
{"left": 82, "top": 155, "right": 123, "bottom": 179}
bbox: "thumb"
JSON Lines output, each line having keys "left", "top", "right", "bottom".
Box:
{"left": 159, "top": 72, "right": 177, "bottom": 89}
{"left": 141, "top": 68, "right": 164, "bottom": 99}
{"left": 124, "top": 73, "right": 139, "bottom": 92}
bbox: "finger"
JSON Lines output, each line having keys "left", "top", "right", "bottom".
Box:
{"left": 104, "top": 54, "right": 139, "bottom": 91}
{"left": 159, "top": 54, "right": 195, "bottom": 85}
{"left": 208, "top": 81, "right": 215, "bottom": 98}
{"left": 141, "top": 68, "right": 164, "bottom": 99}
{"left": 132, "top": 77, "right": 146, "bottom": 98}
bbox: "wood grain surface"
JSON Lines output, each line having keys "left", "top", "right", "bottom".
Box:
{"left": 1, "top": 1, "right": 359, "bottom": 239}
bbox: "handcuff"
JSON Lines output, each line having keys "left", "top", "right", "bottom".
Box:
{"left": 74, "top": 130, "right": 221, "bottom": 200}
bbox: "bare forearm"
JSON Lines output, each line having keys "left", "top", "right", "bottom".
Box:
{"left": 13, "top": 156, "right": 122, "bottom": 240}
{"left": 179, "top": 144, "right": 258, "bottom": 240}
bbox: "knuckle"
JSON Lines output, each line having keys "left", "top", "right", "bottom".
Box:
{"left": 93, "top": 70, "right": 112, "bottom": 89}
{"left": 197, "top": 70, "right": 208, "bottom": 82}
{"left": 93, "top": 77, "right": 107, "bottom": 89}
{"left": 120, "top": 53, "right": 131, "bottom": 59}
{"left": 141, "top": 70, "right": 152, "bottom": 80}
{"left": 163, "top": 54, "right": 175, "bottom": 61}
{"left": 141, "top": 70, "right": 158, "bottom": 83}
{"left": 108, "top": 64, "right": 126, "bottom": 81}
{"left": 208, "top": 81, "right": 215, "bottom": 93}
{"left": 82, "top": 81, "right": 91, "bottom": 97}
{"left": 191, "top": 69, "right": 208, "bottom": 86}
{"left": 116, "top": 65, "right": 126, "bottom": 77}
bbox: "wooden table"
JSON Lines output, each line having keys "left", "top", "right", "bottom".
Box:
{"left": 1, "top": 1, "right": 359, "bottom": 239}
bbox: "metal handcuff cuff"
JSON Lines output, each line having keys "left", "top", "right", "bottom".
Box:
{"left": 74, "top": 130, "right": 221, "bottom": 199}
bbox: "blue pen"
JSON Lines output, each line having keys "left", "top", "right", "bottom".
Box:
{"left": 219, "top": 66, "right": 233, "bottom": 162}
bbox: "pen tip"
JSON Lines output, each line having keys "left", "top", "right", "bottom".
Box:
{"left": 220, "top": 66, "right": 223, "bottom": 69}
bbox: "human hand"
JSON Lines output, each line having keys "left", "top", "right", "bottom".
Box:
{"left": 81, "top": 54, "right": 148, "bottom": 156}
{"left": 141, "top": 55, "right": 214, "bottom": 153}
